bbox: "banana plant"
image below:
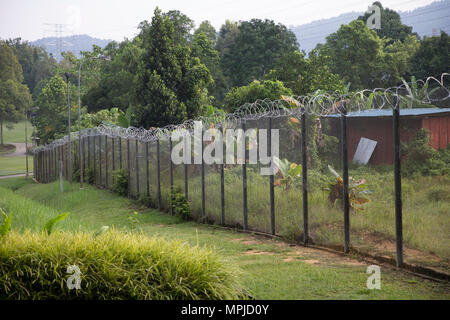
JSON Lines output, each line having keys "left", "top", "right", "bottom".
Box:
{"left": 0, "top": 208, "right": 11, "bottom": 237}
{"left": 273, "top": 157, "right": 302, "bottom": 190}
{"left": 326, "top": 165, "right": 371, "bottom": 211}
{"left": 44, "top": 212, "right": 70, "bottom": 235}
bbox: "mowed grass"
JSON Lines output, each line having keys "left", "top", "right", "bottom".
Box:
{"left": 1, "top": 120, "right": 33, "bottom": 143}
{"left": 0, "top": 120, "right": 34, "bottom": 176}
{"left": 0, "top": 155, "right": 33, "bottom": 176}
{"left": 0, "top": 177, "right": 448, "bottom": 300}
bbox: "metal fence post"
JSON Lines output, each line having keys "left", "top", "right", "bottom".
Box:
{"left": 269, "top": 117, "right": 275, "bottom": 235}
{"left": 184, "top": 136, "right": 188, "bottom": 201}
{"left": 88, "top": 135, "right": 91, "bottom": 173}
{"left": 112, "top": 136, "right": 115, "bottom": 172}
{"left": 169, "top": 136, "right": 174, "bottom": 215}
{"left": 201, "top": 127, "right": 206, "bottom": 222}
{"left": 99, "top": 135, "right": 102, "bottom": 186}
{"left": 79, "top": 133, "right": 84, "bottom": 189}
{"left": 340, "top": 101, "right": 350, "bottom": 253}
{"left": 156, "top": 138, "right": 161, "bottom": 209}
{"left": 127, "top": 138, "right": 130, "bottom": 197}
{"left": 301, "top": 110, "right": 309, "bottom": 245}
{"left": 220, "top": 125, "right": 225, "bottom": 226}
{"left": 242, "top": 121, "right": 248, "bottom": 231}
{"left": 146, "top": 141, "right": 149, "bottom": 197}
{"left": 82, "top": 136, "right": 86, "bottom": 177}
{"left": 136, "top": 139, "right": 139, "bottom": 196}
{"left": 105, "top": 135, "right": 108, "bottom": 188}
{"left": 119, "top": 136, "right": 122, "bottom": 170}
{"left": 393, "top": 97, "right": 403, "bottom": 267}
{"left": 54, "top": 147, "right": 57, "bottom": 180}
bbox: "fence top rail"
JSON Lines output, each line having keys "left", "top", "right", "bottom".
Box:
{"left": 33, "top": 73, "right": 449, "bottom": 153}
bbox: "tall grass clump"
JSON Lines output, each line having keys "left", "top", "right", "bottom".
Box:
{"left": 0, "top": 230, "right": 244, "bottom": 300}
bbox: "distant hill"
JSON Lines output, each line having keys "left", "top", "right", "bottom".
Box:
{"left": 31, "top": 34, "right": 112, "bottom": 61}
{"left": 290, "top": 0, "right": 450, "bottom": 53}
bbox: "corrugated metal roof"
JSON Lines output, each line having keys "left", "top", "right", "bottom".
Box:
{"left": 324, "top": 108, "right": 450, "bottom": 118}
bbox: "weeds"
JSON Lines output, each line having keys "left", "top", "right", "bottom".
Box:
{"left": 112, "top": 169, "right": 128, "bottom": 196}
{"left": 171, "top": 188, "right": 191, "bottom": 220}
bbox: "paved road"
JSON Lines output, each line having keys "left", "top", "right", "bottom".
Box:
{"left": 3, "top": 143, "right": 27, "bottom": 157}
{"left": 0, "top": 173, "right": 33, "bottom": 179}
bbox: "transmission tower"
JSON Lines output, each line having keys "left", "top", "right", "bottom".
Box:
{"left": 43, "top": 23, "right": 73, "bottom": 62}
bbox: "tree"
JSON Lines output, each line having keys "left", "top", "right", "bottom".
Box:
{"left": 133, "top": 8, "right": 212, "bottom": 128}
{"left": 410, "top": 31, "right": 450, "bottom": 80}
{"left": 266, "top": 49, "right": 346, "bottom": 95}
{"left": 194, "top": 21, "right": 217, "bottom": 44}
{"left": 358, "top": 2, "right": 416, "bottom": 43}
{"left": 33, "top": 74, "right": 77, "bottom": 144}
{"left": 224, "top": 80, "right": 292, "bottom": 112}
{"left": 5, "top": 38, "right": 56, "bottom": 96}
{"left": 318, "top": 20, "right": 384, "bottom": 90}
{"left": 82, "top": 39, "right": 143, "bottom": 112}
{"left": 0, "top": 41, "right": 31, "bottom": 145}
{"left": 220, "top": 19, "right": 298, "bottom": 87}
{"left": 381, "top": 35, "right": 420, "bottom": 86}
{"left": 162, "top": 10, "right": 194, "bottom": 45}
{"left": 191, "top": 30, "right": 226, "bottom": 104}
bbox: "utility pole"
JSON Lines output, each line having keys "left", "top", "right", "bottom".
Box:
{"left": 65, "top": 72, "right": 73, "bottom": 184}
{"left": 25, "top": 109, "right": 29, "bottom": 178}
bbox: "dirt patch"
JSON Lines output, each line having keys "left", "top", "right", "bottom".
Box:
{"left": 231, "top": 238, "right": 263, "bottom": 245}
{"left": 242, "top": 250, "right": 274, "bottom": 255}
{"left": 358, "top": 232, "right": 443, "bottom": 264}
{"left": 283, "top": 257, "right": 295, "bottom": 262}
{"left": 304, "top": 259, "right": 320, "bottom": 264}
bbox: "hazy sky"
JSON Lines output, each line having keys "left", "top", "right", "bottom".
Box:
{"left": 0, "top": 0, "right": 439, "bottom": 41}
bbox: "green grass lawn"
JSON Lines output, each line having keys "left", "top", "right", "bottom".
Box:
{"left": 0, "top": 177, "right": 448, "bottom": 300}
{"left": 0, "top": 155, "right": 33, "bottom": 176}
{"left": 1, "top": 120, "right": 33, "bottom": 144}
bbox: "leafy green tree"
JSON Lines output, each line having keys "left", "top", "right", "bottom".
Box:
{"left": 0, "top": 41, "right": 31, "bottom": 145}
{"left": 358, "top": 2, "right": 416, "bottom": 43}
{"left": 318, "top": 20, "right": 384, "bottom": 89}
{"left": 224, "top": 80, "right": 292, "bottom": 112}
{"left": 162, "top": 10, "right": 195, "bottom": 45}
{"left": 266, "top": 49, "right": 346, "bottom": 95}
{"left": 194, "top": 21, "right": 217, "bottom": 45}
{"left": 133, "top": 8, "right": 212, "bottom": 128}
{"left": 80, "top": 107, "right": 124, "bottom": 128}
{"left": 381, "top": 35, "right": 420, "bottom": 86}
{"left": 82, "top": 39, "right": 143, "bottom": 112}
{"left": 33, "top": 74, "right": 77, "bottom": 144}
{"left": 410, "top": 31, "right": 450, "bottom": 80}
{"left": 5, "top": 38, "right": 57, "bottom": 96}
{"left": 191, "top": 30, "right": 226, "bottom": 104}
{"left": 220, "top": 19, "right": 298, "bottom": 87}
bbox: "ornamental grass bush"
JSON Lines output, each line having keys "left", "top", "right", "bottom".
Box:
{"left": 0, "top": 229, "right": 244, "bottom": 300}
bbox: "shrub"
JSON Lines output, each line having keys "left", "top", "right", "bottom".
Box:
{"left": 0, "top": 230, "right": 244, "bottom": 299}
{"left": 85, "top": 167, "right": 95, "bottom": 184}
{"left": 401, "top": 129, "right": 450, "bottom": 177}
{"left": 171, "top": 188, "right": 191, "bottom": 220}
{"left": 137, "top": 195, "right": 156, "bottom": 209}
{"left": 427, "top": 186, "right": 450, "bottom": 202}
{"left": 112, "top": 169, "right": 128, "bottom": 196}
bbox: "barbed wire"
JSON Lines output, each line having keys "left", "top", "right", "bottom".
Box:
{"left": 32, "top": 73, "right": 449, "bottom": 153}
